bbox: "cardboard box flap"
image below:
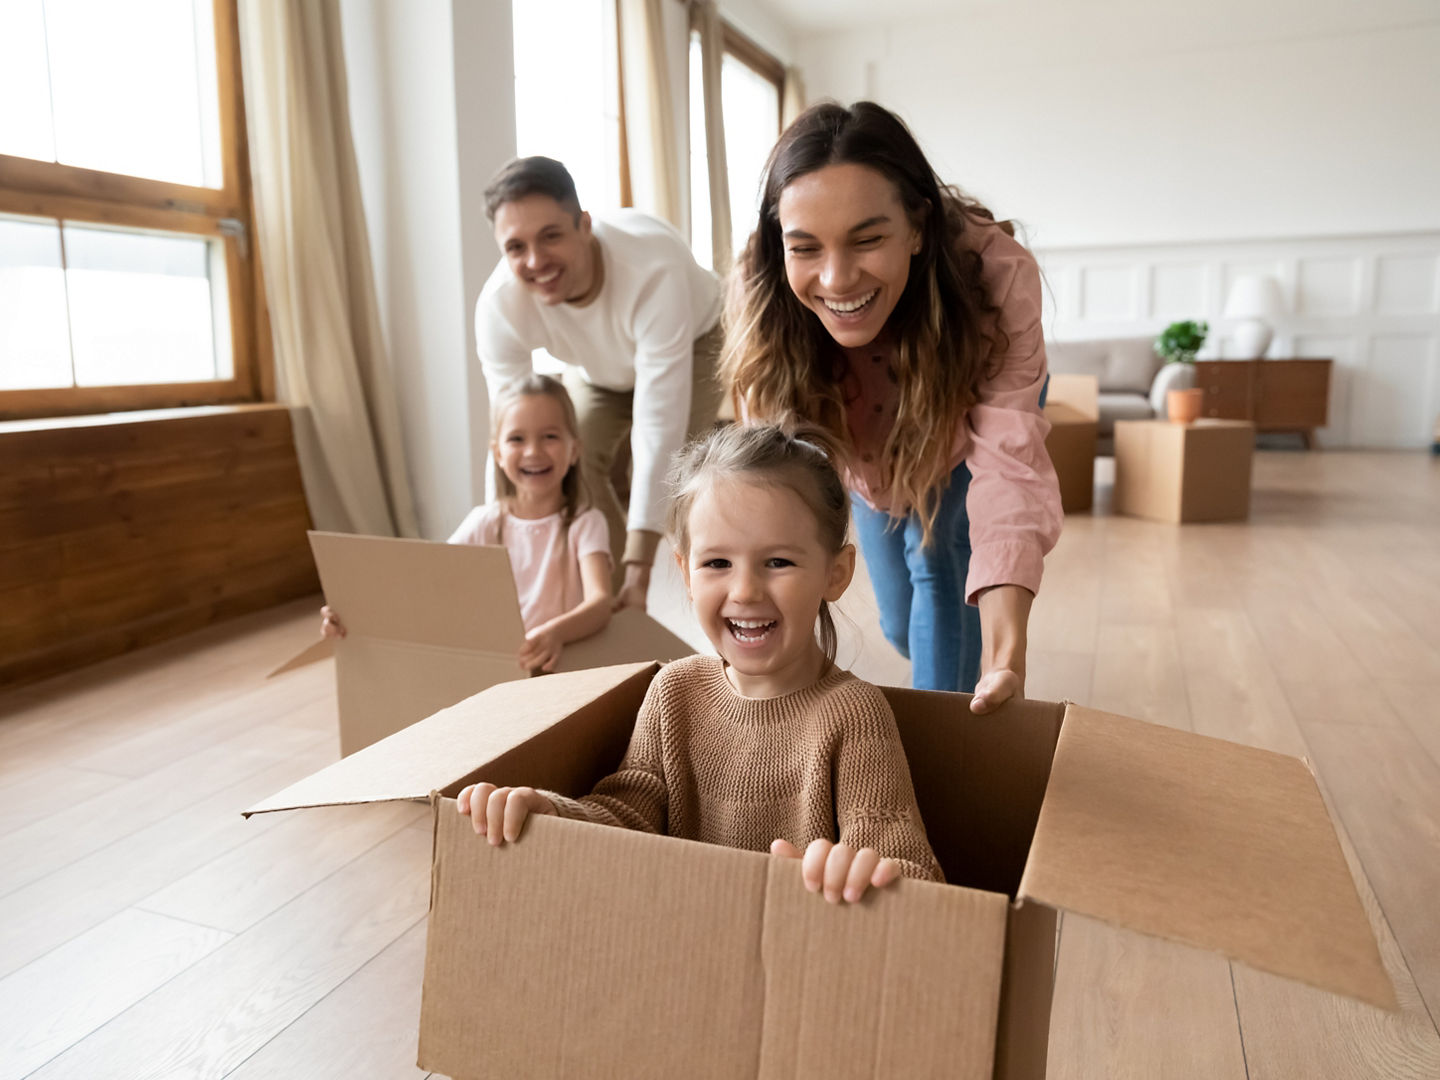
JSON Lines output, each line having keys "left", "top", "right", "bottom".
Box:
{"left": 267, "top": 635, "right": 333, "bottom": 677}
{"left": 1018, "top": 705, "right": 1396, "bottom": 1010}
{"left": 306, "top": 531, "right": 524, "bottom": 652}
{"left": 554, "top": 607, "right": 697, "bottom": 671}
{"left": 244, "top": 661, "right": 658, "bottom": 816}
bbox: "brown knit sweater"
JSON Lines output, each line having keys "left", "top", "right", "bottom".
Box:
{"left": 543, "top": 655, "right": 944, "bottom": 883}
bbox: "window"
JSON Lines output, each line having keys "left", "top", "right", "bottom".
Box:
{"left": 688, "top": 22, "right": 783, "bottom": 271}
{"left": 0, "top": 0, "right": 261, "bottom": 420}
{"left": 511, "top": 0, "right": 624, "bottom": 375}
{"left": 511, "top": 0, "right": 624, "bottom": 214}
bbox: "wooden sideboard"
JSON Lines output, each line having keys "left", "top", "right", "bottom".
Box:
{"left": 1193, "top": 359, "right": 1332, "bottom": 448}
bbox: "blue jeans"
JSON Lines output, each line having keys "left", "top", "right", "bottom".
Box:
{"left": 852, "top": 464, "right": 981, "bottom": 692}
{"left": 854, "top": 377, "right": 1048, "bottom": 692}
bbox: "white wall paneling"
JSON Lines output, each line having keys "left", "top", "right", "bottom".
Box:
{"left": 1037, "top": 232, "right": 1440, "bottom": 449}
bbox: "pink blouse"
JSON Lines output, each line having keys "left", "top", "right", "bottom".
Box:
{"left": 841, "top": 220, "right": 1063, "bottom": 605}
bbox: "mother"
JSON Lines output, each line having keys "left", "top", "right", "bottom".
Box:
{"left": 721, "top": 101, "right": 1062, "bottom": 710}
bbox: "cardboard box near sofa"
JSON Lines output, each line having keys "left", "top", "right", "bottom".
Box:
{"left": 1043, "top": 374, "right": 1099, "bottom": 514}
{"left": 1113, "top": 418, "right": 1255, "bottom": 524}
{"left": 249, "top": 661, "right": 1395, "bottom": 1080}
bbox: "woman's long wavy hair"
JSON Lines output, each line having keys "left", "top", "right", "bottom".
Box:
{"left": 721, "top": 100, "right": 1016, "bottom": 546}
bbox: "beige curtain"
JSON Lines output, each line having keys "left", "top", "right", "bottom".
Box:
{"left": 691, "top": 1, "right": 731, "bottom": 273}
{"left": 618, "top": 0, "right": 683, "bottom": 228}
{"left": 236, "top": 0, "right": 418, "bottom": 538}
{"left": 782, "top": 65, "right": 807, "bottom": 128}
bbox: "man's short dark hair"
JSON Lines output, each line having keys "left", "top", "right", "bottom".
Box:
{"left": 484, "top": 156, "right": 582, "bottom": 222}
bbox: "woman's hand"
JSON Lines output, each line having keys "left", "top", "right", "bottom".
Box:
{"left": 456, "top": 783, "right": 556, "bottom": 846}
{"left": 970, "top": 667, "right": 1023, "bottom": 714}
{"left": 770, "top": 838, "right": 901, "bottom": 903}
{"left": 319, "top": 605, "right": 346, "bottom": 639}
{"left": 974, "top": 585, "right": 1031, "bottom": 713}
{"left": 517, "top": 627, "right": 563, "bottom": 673}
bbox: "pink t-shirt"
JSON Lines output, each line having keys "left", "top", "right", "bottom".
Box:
{"left": 840, "top": 219, "right": 1063, "bottom": 605}
{"left": 447, "top": 504, "right": 611, "bottom": 631}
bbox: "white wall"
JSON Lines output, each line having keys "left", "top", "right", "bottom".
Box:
{"left": 794, "top": 0, "right": 1440, "bottom": 447}
{"left": 720, "top": 0, "right": 797, "bottom": 64}
{"left": 1037, "top": 232, "right": 1440, "bottom": 449}
{"left": 339, "top": 0, "right": 515, "bottom": 539}
{"left": 796, "top": 1, "right": 1440, "bottom": 248}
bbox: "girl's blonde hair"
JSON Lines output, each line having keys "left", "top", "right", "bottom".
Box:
{"left": 491, "top": 374, "right": 590, "bottom": 531}
{"left": 721, "top": 101, "right": 1026, "bottom": 547}
{"left": 667, "top": 423, "right": 849, "bottom": 664}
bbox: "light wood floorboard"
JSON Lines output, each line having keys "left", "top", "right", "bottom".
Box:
{"left": 0, "top": 450, "right": 1436, "bottom": 1077}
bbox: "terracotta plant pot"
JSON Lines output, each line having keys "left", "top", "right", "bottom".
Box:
{"left": 1167, "top": 387, "right": 1205, "bottom": 425}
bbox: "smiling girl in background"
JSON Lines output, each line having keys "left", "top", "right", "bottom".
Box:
{"left": 457, "top": 423, "right": 943, "bottom": 903}
{"left": 322, "top": 374, "right": 612, "bottom": 672}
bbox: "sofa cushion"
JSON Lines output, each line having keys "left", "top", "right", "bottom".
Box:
{"left": 1096, "top": 392, "right": 1155, "bottom": 436}
{"left": 1048, "top": 337, "right": 1163, "bottom": 395}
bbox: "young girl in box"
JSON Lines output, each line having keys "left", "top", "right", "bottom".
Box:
{"left": 321, "top": 374, "right": 612, "bottom": 673}
{"left": 457, "top": 423, "right": 943, "bottom": 902}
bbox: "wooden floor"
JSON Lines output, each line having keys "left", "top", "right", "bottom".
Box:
{"left": 3, "top": 449, "right": 1440, "bottom": 1079}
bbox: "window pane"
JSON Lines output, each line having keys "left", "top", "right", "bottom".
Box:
{"left": 688, "top": 33, "right": 713, "bottom": 271}
{"left": 0, "top": 0, "right": 57, "bottom": 162}
{"left": 42, "top": 0, "right": 223, "bottom": 186}
{"left": 512, "top": 0, "right": 621, "bottom": 211}
{"left": 0, "top": 217, "right": 73, "bottom": 391}
{"left": 722, "top": 55, "right": 780, "bottom": 249}
{"left": 63, "top": 225, "right": 226, "bottom": 386}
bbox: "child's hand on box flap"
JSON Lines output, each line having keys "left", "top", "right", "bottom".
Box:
{"left": 456, "top": 783, "right": 557, "bottom": 846}
{"left": 770, "top": 839, "right": 900, "bottom": 904}
{"left": 319, "top": 605, "right": 346, "bottom": 639}
{"left": 517, "top": 627, "right": 563, "bottom": 673}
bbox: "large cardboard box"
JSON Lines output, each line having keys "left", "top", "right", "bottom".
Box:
{"left": 248, "top": 662, "right": 1395, "bottom": 1080}
{"left": 1043, "top": 374, "right": 1099, "bottom": 513}
{"left": 271, "top": 532, "right": 696, "bottom": 755}
{"left": 1113, "top": 418, "right": 1254, "bottom": 524}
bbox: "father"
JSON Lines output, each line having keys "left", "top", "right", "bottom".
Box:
{"left": 476, "top": 156, "right": 722, "bottom": 610}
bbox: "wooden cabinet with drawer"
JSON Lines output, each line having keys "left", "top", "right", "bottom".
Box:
{"left": 1193, "top": 359, "right": 1332, "bottom": 448}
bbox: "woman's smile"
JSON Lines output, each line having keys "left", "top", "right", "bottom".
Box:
{"left": 779, "top": 163, "right": 920, "bottom": 349}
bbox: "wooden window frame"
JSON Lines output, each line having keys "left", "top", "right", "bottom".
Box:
{"left": 0, "top": 0, "right": 270, "bottom": 421}
{"left": 721, "top": 21, "right": 785, "bottom": 135}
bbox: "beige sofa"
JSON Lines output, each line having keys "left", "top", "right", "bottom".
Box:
{"left": 1046, "top": 336, "right": 1195, "bottom": 438}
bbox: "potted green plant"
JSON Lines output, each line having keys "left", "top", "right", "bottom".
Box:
{"left": 1155, "top": 319, "right": 1209, "bottom": 365}
{"left": 1153, "top": 320, "right": 1209, "bottom": 423}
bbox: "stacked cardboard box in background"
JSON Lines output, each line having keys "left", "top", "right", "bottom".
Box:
{"left": 1043, "top": 374, "right": 1100, "bottom": 513}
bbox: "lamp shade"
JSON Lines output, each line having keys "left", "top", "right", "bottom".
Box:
{"left": 1224, "top": 275, "right": 1284, "bottom": 319}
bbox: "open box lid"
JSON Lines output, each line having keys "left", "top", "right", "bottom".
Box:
{"left": 244, "top": 661, "right": 658, "bottom": 816}
{"left": 306, "top": 530, "right": 523, "bottom": 651}
{"left": 1018, "top": 704, "right": 1397, "bottom": 1010}
{"left": 268, "top": 531, "right": 526, "bottom": 676}
{"left": 267, "top": 533, "right": 696, "bottom": 678}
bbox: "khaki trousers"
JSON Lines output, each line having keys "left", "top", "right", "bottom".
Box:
{"left": 563, "top": 321, "right": 724, "bottom": 575}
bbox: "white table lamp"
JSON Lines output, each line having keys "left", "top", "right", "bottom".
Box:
{"left": 1224, "top": 275, "right": 1284, "bottom": 359}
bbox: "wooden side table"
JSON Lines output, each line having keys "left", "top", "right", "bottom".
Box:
{"left": 1193, "top": 359, "right": 1332, "bottom": 449}
{"left": 1114, "top": 419, "right": 1255, "bottom": 523}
